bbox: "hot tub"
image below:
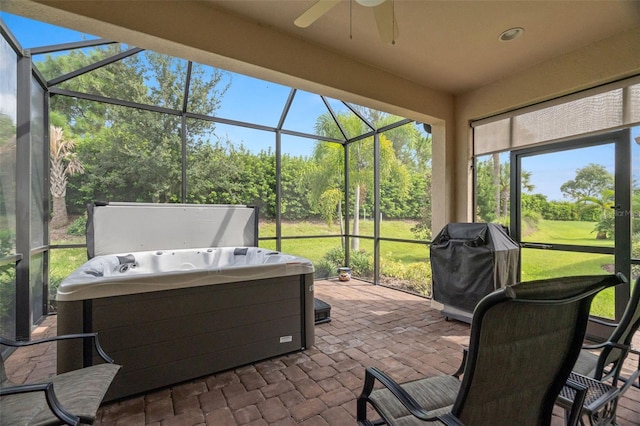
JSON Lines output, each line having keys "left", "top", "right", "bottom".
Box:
{"left": 56, "top": 247, "right": 315, "bottom": 401}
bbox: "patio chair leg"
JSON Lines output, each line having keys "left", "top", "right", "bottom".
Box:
{"left": 564, "top": 392, "right": 618, "bottom": 426}
{"left": 586, "top": 398, "right": 618, "bottom": 426}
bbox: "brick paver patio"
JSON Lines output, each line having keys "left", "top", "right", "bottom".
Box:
{"left": 4, "top": 279, "right": 640, "bottom": 425}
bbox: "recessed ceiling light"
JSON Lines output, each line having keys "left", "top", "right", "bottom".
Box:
{"left": 355, "top": 0, "right": 386, "bottom": 6}
{"left": 499, "top": 27, "right": 524, "bottom": 42}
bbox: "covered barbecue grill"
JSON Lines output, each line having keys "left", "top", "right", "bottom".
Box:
{"left": 430, "top": 222, "right": 520, "bottom": 323}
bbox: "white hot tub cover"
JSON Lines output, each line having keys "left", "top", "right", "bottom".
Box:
{"left": 86, "top": 202, "right": 259, "bottom": 258}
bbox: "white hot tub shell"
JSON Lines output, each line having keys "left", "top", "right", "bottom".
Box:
{"left": 57, "top": 246, "right": 315, "bottom": 401}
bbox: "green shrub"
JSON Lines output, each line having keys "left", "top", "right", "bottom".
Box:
{"left": 318, "top": 246, "right": 373, "bottom": 278}
{"left": 67, "top": 215, "right": 87, "bottom": 236}
{"left": 380, "top": 259, "right": 432, "bottom": 296}
{"left": 0, "top": 229, "right": 14, "bottom": 255}
{"left": 410, "top": 222, "right": 432, "bottom": 241}
{"left": 494, "top": 216, "right": 509, "bottom": 227}
{"left": 0, "top": 230, "right": 16, "bottom": 333}
{"left": 47, "top": 275, "right": 65, "bottom": 313}
{"left": 313, "top": 259, "right": 333, "bottom": 279}
{"left": 0, "top": 265, "right": 16, "bottom": 336}
{"left": 632, "top": 236, "right": 640, "bottom": 278}
{"left": 48, "top": 275, "right": 64, "bottom": 299}
{"left": 521, "top": 209, "right": 541, "bottom": 237}
{"left": 522, "top": 209, "right": 541, "bottom": 225}
{"left": 350, "top": 249, "right": 373, "bottom": 278}
{"left": 543, "top": 201, "right": 579, "bottom": 221}
{"left": 592, "top": 214, "right": 614, "bottom": 239}
{"left": 323, "top": 246, "right": 345, "bottom": 267}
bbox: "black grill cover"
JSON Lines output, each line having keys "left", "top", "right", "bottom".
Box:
{"left": 430, "top": 223, "right": 520, "bottom": 313}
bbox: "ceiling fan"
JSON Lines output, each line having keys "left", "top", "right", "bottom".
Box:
{"left": 294, "top": 0, "right": 399, "bottom": 44}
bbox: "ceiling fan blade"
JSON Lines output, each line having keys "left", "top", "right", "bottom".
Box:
{"left": 294, "top": 0, "right": 341, "bottom": 28}
{"left": 372, "top": 0, "right": 399, "bottom": 44}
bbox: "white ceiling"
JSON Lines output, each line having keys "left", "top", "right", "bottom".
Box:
{"left": 209, "top": 0, "right": 640, "bottom": 95}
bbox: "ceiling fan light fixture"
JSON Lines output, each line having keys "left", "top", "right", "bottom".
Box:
{"left": 355, "top": 0, "right": 386, "bottom": 7}
{"left": 499, "top": 27, "right": 524, "bottom": 42}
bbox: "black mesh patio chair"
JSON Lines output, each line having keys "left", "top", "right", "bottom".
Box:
{"left": 357, "top": 273, "right": 626, "bottom": 426}
{"left": 0, "top": 332, "right": 121, "bottom": 425}
{"left": 561, "top": 275, "right": 640, "bottom": 425}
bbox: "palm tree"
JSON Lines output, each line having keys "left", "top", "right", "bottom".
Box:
{"left": 497, "top": 162, "right": 534, "bottom": 219}
{"left": 50, "top": 126, "right": 84, "bottom": 229}
{"left": 580, "top": 188, "right": 615, "bottom": 239}
{"left": 309, "top": 111, "right": 409, "bottom": 251}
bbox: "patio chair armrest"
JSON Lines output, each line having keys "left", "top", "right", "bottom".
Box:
{"left": 0, "top": 382, "right": 81, "bottom": 425}
{"left": 438, "top": 412, "right": 465, "bottom": 426}
{"left": 588, "top": 317, "right": 618, "bottom": 329}
{"left": 581, "top": 342, "right": 630, "bottom": 384}
{"left": 563, "top": 378, "right": 588, "bottom": 426}
{"left": 0, "top": 332, "right": 115, "bottom": 364}
{"left": 360, "top": 367, "right": 440, "bottom": 421}
{"left": 0, "top": 382, "right": 49, "bottom": 397}
{"left": 582, "top": 341, "right": 628, "bottom": 352}
{"left": 453, "top": 347, "right": 468, "bottom": 378}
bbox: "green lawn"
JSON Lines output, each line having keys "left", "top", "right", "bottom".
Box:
{"left": 49, "top": 218, "right": 619, "bottom": 317}
{"left": 260, "top": 219, "right": 425, "bottom": 264}
{"left": 49, "top": 247, "right": 87, "bottom": 298}
{"left": 523, "top": 219, "right": 614, "bottom": 247}
{"left": 521, "top": 219, "right": 614, "bottom": 280}
{"left": 522, "top": 219, "right": 616, "bottom": 318}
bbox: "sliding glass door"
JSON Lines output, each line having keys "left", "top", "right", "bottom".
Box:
{"left": 513, "top": 130, "right": 632, "bottom": 335}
